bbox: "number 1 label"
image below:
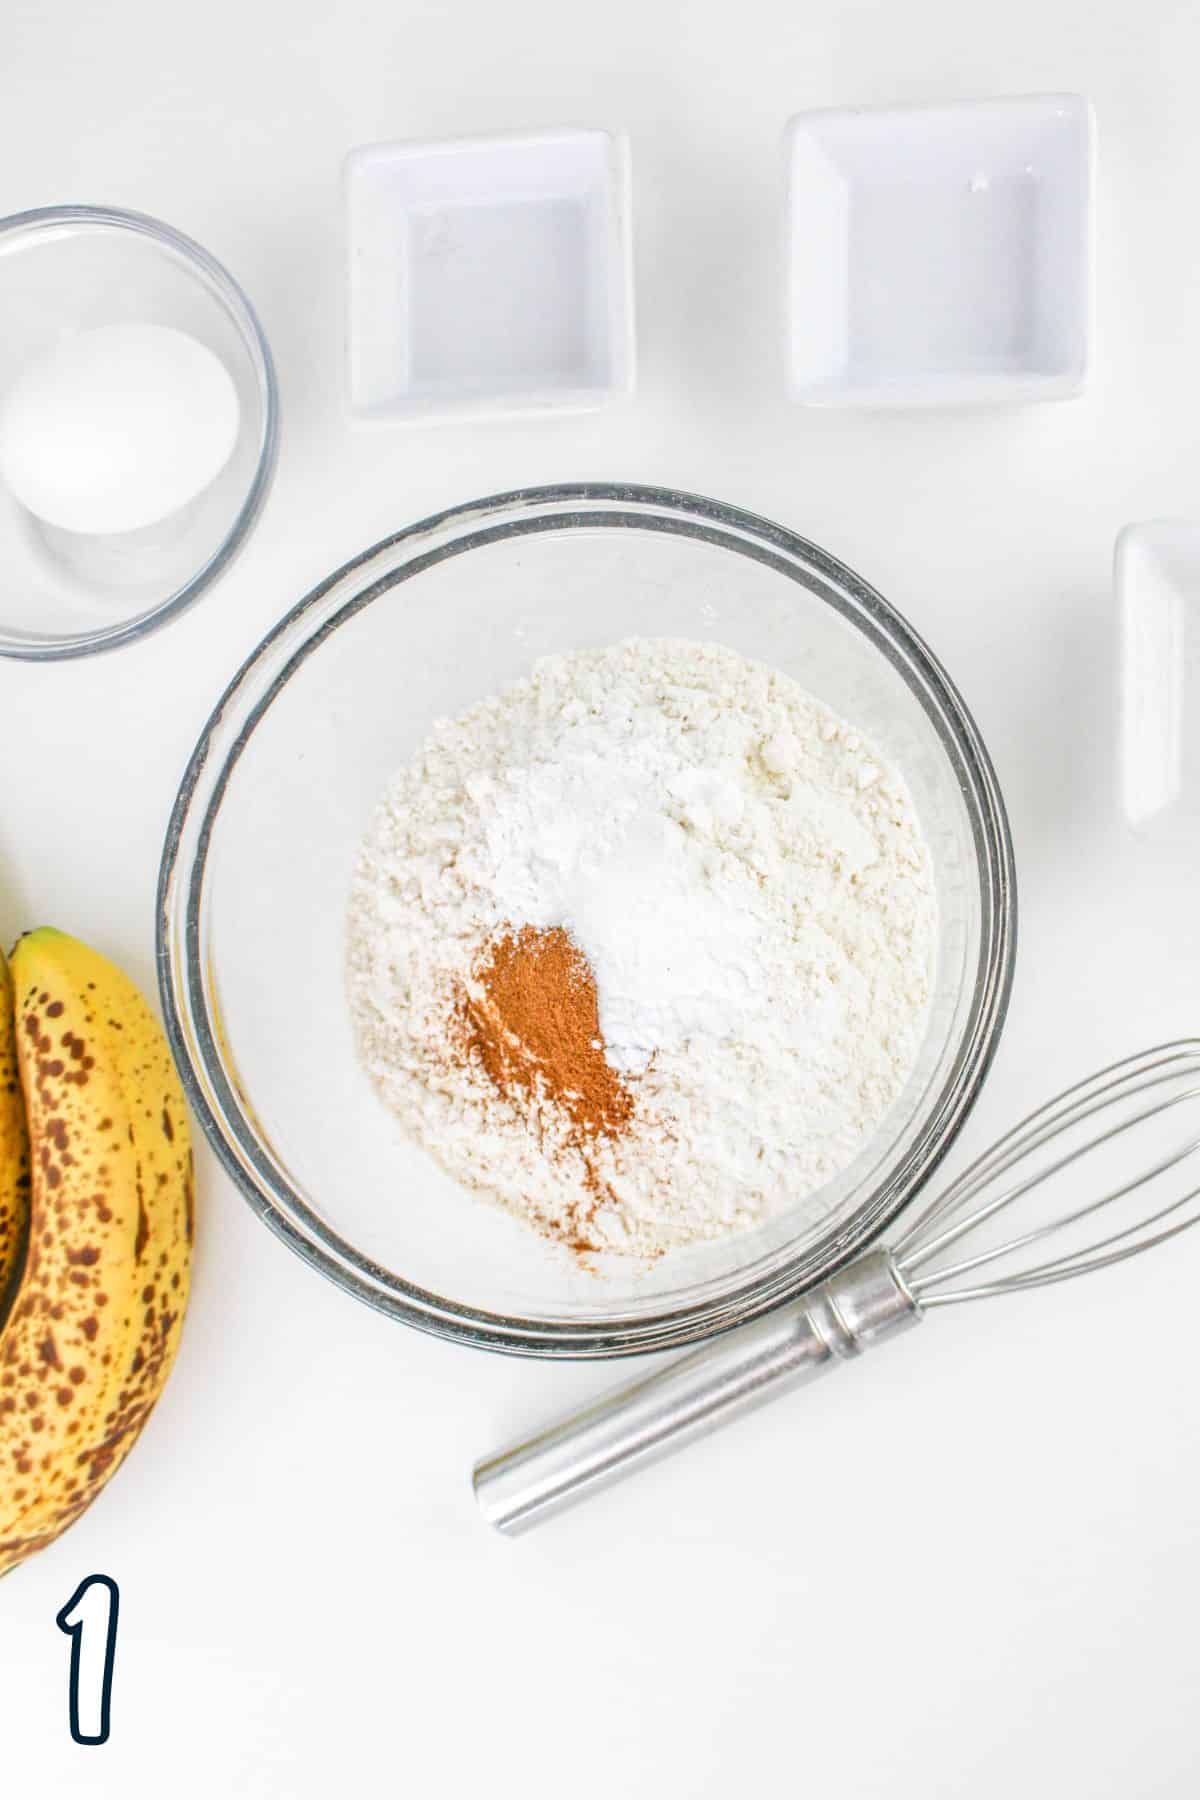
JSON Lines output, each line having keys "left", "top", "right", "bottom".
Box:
{"left": 56, "top": 1574, "right": 119, "bottom": 1745}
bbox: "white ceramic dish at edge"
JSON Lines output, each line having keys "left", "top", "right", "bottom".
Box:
{"left": 1118, "top": 520, "right": 1200, "bottom": 837}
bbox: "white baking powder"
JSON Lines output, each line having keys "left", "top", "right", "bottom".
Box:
{"left": 347, "top": 638, "right": 937, "bottom": 1258}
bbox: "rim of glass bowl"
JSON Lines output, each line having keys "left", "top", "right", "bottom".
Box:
{"left": 0, "top": 204, "right": 280, "bottom": 661}
{"left": 157, "top": 483, "right": 1017, "bottom": 1358}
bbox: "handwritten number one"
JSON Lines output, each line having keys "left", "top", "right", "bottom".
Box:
{"left": 56, "top": 1574, "right": 119, "bottom": 1745}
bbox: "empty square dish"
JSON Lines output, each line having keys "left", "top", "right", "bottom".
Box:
{"left": 346, "top": 129, "right": 634, "bottom": 421}
{"left": 785, "top": 95, "right": 1093, "bottom": 407}
{"left": 1117, "top": 521, "right": 1200, "bottom": 836}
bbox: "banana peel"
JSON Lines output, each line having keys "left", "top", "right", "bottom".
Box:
{"left": 0, "top": 929, "right": 193, "bottom": 1577}
{"left": 0, "top": 949, "right": 31, "bottom": 1330}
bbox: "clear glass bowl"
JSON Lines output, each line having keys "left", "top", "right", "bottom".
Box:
{"left": 158, "top": 485, "right": 1017, "bottom": 1357}
{"left": 0, "top": 205, "right": 278, "bottom": 659}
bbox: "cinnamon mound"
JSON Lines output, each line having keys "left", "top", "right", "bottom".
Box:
{"left": 458, "top": 925, "right": 632, "bottom": 1141}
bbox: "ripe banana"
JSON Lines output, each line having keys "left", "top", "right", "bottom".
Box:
{"left": 0, "top": 928, "right": 193, "bottom": 1576}
{"left": 0, "top": 949, "right": 31, "bottom": 1328}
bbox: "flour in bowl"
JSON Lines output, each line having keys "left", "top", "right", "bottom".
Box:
{"left": 347, "top": 638, "right": 937, "bottom": 1258}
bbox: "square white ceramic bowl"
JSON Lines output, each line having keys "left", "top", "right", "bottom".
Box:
{"left": 785, "top": 95, "right": 1093, "bottom": 408}
{"left": 345, "top": 128, "right": 635, "bottom": 422}
{"left": 1117, "top": 521, "right": 1200, "bottom": 836}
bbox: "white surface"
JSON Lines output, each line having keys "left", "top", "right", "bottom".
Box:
{"left": 2, "top": 1, "right": 1200, "bottom": 1796}
{"left": 346, "top": 129, "right": 634, "bottom": 419}
{"left": 1117, "top": 520, "right": 1200, "bottom": 833}
{"left": 786, "top": 95, "right": 1093, "bottom": 405}
{"left": 0, "top": 322, "right": 239, "bottom": 532}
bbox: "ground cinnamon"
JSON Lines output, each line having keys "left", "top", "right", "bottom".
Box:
{"left": 458, "top": 925, "right": 633, "bottom": 1142}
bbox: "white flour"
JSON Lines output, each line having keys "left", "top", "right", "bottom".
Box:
{"left": 347, "top": 638, "right": 937, "bottom": 1257}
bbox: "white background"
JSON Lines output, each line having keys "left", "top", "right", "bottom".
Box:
{"left": 3, "top": 0, "right": 1200, "bottom": 1793}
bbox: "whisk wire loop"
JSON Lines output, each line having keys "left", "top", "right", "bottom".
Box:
{"left": 906, "top": 1142, "right": 1200, "bottom": 1296}
{"left": 896, "top": 1045, "right": 1200, "bottom": 1262}
{"left": 917, "top": 1204, "right": 1200, "bottom": 1306}
{"left": 892, "top": 1041, "right": 1200, "bottom": 1306}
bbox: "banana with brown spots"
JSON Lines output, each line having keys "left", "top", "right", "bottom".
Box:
{"left": 0, "top": 949, "right": 31, "bottom": 1329}
{"left": 0, "top": 928, "right": 193, "bottom": 1576}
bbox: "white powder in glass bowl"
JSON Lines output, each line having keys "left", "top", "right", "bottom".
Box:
{"left": 347, "top": 638, "right": 937, "bottom": 1258}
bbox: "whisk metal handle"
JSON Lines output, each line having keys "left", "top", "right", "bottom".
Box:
{"left": 473, "top": 1250, "right": 922, "bottom": 1535}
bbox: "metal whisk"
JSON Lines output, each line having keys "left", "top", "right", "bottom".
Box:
{"left": 474, "top": 1041, "right": 1200, "bottom": 1533}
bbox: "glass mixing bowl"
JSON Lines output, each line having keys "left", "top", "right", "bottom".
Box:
{"left": 158, "top": 485, "right": 1016, "bottom": 1356}
{"left": 0, "top": 205, "right": 278, "bottom": 659}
